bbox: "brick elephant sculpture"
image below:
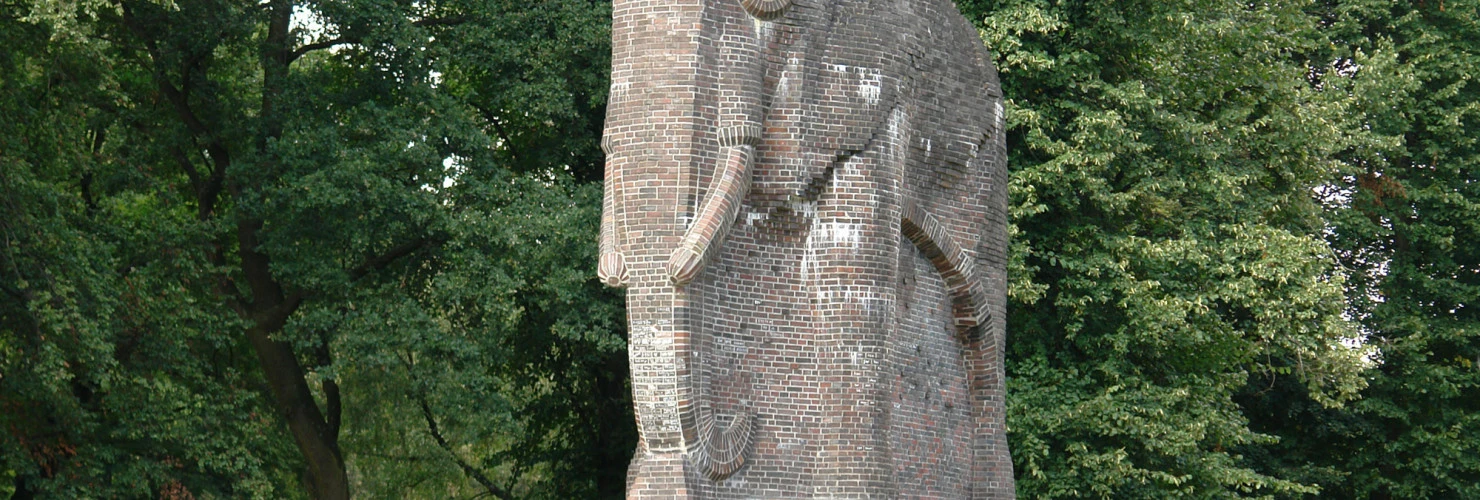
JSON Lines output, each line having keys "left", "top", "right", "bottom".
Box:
{"left": 598, "top": 0, "right": 1012, "bottom": 496}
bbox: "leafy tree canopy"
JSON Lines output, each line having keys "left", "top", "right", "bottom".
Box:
{"left": 1, "top": 0, "right": 632, "bottom": 496}
{"left": 1240, "top": 2, "right": 1480, "bottom": 498}
{"left": 957, "top": 0, "right": 1373, "bottom": 496}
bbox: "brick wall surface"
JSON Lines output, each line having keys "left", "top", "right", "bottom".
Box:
{"left": 598, "top": 0, "right": 1011, "bottom": 496}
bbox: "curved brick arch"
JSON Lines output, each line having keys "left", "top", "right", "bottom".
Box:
{"left": 900, "top": 200, "right": 993, "bottom": 340}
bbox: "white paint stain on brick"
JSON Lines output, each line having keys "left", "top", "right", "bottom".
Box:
{"left": 792, "top": 199, "right": 816, "bottom": 218}
{"left": 802, "top": 223, "right": 816, "bottom": 297}
{"left": 777, "top": 56, "right": 803, "bottom": 99}
{"left": 753, "top": 17, "right": 771, "bottom": 39}
{"left": 887, "top": 106, "right": 908, "bottom": 162}
{"left": 818, "top": 221, "right": 861, "bottom": 247}
{"left": 859, "top": 70, "right": 883, "bottom": 104}
{"left": 846, "top": 290, "right": 885, "bottom": 315}
{"left": 829, "top": 64, "right": 884, "bottom": 105}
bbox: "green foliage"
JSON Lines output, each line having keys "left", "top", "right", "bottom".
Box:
{"left": 1325, "top": 4, "right": 1480, "bottom": 494}
{"left": 1, "top": 12, "right": 302, "bottom": 496}
{"left": 331, "top": 179, "right": 631, "bottom": 498}
{"left": 2, "top": 0, "right": 631, "bottom": 496}
{"left": 1241, "top": 2, "right": 1480, "bottom": 498}
{"left": 958, "top": 0, "right": 1369, "bottom": 496}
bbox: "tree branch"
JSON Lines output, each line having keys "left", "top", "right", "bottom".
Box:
{"left": 171, "top": 147, "right": 204, "bottom": 193}
{"left": 412, "top": 16, "right": 467, "bottom": 27}
{"left": 288, "top": 17, "right": 468, "bottom": 63}
{"left": 0, "top": 280, "right": 28, "bottom": 302}
{"left": 316, "top": 326, "right": 341, "bottom": 437}
{"left": 355, "top": 452, "right": 435, "bottom": 461}
{"left": 417, "top": 395, "right": 514, "bottom": 500}
{"left": 121, "top": 4, "right": 207, "bottom": 138}
{"left": 82, "top": 128, "right": 105, "bottom": 212}
{"left": 119, "top": 1, "right": 231, "bottom": 220}
{"left": 470, "top": 103, "right": 521, "bottom": 162}
{"left": 289, "top": 37, "right": 358, "bottom": 63}
{"left": 80, "top": 172, "right": 97, "bottom": 213}
{"left": 347, "top": 236, "right": 440, "bottom": 282}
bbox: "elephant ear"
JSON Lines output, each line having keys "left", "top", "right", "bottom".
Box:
{"left": 739, "top": 0, "right": 790, "bottom": 19}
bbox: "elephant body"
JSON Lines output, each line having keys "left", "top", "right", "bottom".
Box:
{"left": 599, "top": 0, "right": 1011, "bottom": 496}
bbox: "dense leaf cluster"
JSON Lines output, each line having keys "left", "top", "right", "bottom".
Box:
{"left": 2, "top": 0, "right": 630, "bottom": 497}
{"left": 956, "top": 0, "right": 1479, "bottom": 497}
{"left": 1237, "top": 2, "right": 1480, "bottom": 498}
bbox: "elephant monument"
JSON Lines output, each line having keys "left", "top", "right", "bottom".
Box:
{"left": 598, "top": 0, "right": 1012, "bottom": 496}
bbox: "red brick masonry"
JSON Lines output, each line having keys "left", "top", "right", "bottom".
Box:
{"left": 599, "top": 0, "right": 1011, "bottom": 496}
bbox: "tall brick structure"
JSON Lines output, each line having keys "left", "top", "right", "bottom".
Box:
{"left": 598, "top": 0, "right": 1011, "bottom": 496}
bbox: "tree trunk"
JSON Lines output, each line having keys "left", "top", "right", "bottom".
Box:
{"left": 237, "top": 212, "right": 349, "bottom": 499}
{"left": 246, "top": 323, "right": 350, "bottom": 499}
{"left": 243, "top": 1, "right": 353, "bottom": 496}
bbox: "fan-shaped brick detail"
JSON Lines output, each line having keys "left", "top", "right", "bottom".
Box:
{"left": 738, "top": 0, "right": 789, "bottom": 19}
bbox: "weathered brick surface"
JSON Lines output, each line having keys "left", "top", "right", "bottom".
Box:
{"left": 599, "top": 0, "right": 1010, "bottom": 496}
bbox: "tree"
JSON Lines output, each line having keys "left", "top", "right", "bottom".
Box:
{"left": 956, "top": 0, "right": 1368, "bottom": 496}
{"left": 1240, "top": 2, "right": 1480, "bottom": 498}
{"left": 1, "top": 6, "right": 304, "bottom": 496}
{"left": 0, "top": 0, "right": 633, "bottom": 496}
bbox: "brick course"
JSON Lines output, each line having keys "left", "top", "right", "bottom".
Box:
{"left": 600, "top": 0, "right": 1011, "bottom": 497}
